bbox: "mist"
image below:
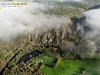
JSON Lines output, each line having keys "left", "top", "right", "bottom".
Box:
{"left": 0, "top": 1, "right": 68, "bottom": 40}
{"left": 35, "top": 0, "right": 83, "bottom": 2}
{"left": 76, "top": 4, "right": 100, "bottom": 57}
{"left": 0, "top": 0, "right": 83, "bottom": 2}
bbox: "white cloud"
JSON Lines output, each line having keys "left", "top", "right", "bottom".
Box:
{"left": 0, "top": 2, "right": 67, "bottom": 40}
{"left": 53, "top": 0, "right": 82, "bottom": 1}
{"left": 82, "top": 9, "right": 100, "bottom": 30}
{"left": 0, "top": 0, "right": 83, "bottom": 2}
{"left": 76, "top": 7, "right": 100, "bottom": 56}
{"left": 37, "top": 0, "right": 83, "bottom": 2}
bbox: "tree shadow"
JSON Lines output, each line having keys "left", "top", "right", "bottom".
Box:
{"left": 70, "top": 17, "right": 80, "bottom": 29}
{"left": 79, "top": 68, "right": 85, "bottom": 74}
{"left": 72, "top": 67, "right": 85, "bottom": 75}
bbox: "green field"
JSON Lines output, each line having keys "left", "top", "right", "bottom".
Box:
{"left": 30, "top": 55, "right": 55, "bottom": 67}
{"left": 41, "top": 60, "right": 100, "bottom": 75}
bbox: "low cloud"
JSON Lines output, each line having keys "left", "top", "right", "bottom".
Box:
{"left": 36, "top": 0, "right": 83, "bottom": 2}
{"left": 0, "top": 0, "right": 83, "bottom": 2}
{"left": 76, "top": 5, "right": 100, "bottom": 57}
{"left": 56, "top": 0, "right": 83, "bottom": 2}
{"left": 0, "top": 2, "right": 67, "bottom": 40}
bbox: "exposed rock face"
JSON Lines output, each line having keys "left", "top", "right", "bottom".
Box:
{"left": 33, "top": 19, "right": 81, "bottom": 46}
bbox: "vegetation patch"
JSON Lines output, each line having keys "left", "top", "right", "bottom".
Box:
{"left": 41, "top": 60, "right": 100, "bottom": 75}
{"left": 29, "top": 55, "right": 56, "bottom": 67}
